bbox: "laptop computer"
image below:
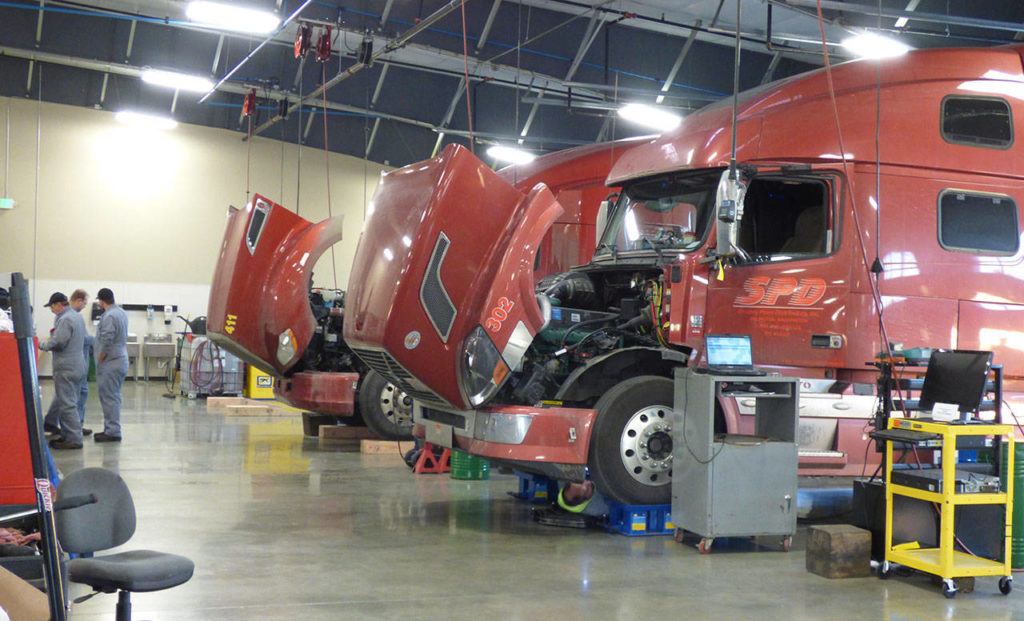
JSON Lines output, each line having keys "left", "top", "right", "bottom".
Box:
{"left": 697, "top": 334, "right": 766, "bottom": 376}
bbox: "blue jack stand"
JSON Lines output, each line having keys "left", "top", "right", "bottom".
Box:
{"left": 604, "top": 502, "right": 674, "bottom": 536}
{"left": 509, "top": 471, "right": 559, "bottom": 504}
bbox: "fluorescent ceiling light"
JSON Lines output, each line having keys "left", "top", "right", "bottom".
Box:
{"left": 840, "top": 32, "right": 912, "bottom": 60}
{"left": 141, "top": 68, "right": 214, "bottom": 93}
{"left": 487, "top": 145, "right": 536, "bottom": 165}
{"left": 617, "top": 103, "right": 682, "bottom": 132}
{"left": 115, "top": 111, "right": 178, "bottom": 130}
{"left": 186, "top": 1, "right": 280, "bottom": 34}
{"left": 893, "top": 17, "right": 909, "bottom": 28}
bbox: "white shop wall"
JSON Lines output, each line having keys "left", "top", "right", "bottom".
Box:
{"left": 30, "top": 279, "right": 211, "bottom": 376}
{"left": 0, "top": 96, "right": 391, "bottom": 375}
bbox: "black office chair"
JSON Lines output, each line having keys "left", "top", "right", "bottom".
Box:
{"left": 55, "top": 468, "right": 194, "bottom": 621}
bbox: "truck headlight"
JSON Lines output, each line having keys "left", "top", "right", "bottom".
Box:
{"left": 461, "top": 326, "right": 509, "bottom": 407}
{"left": 277, "top": 328, "right": 297, "bottom": 366}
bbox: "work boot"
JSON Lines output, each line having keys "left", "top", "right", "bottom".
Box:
{"left": 94, "top": 433, "right": 122, "bottom": 443}
{"left": 82, "top": 428, "right": 93, "bottom": 437}
{"left": 49, "top": 438, "right": 83, "bottom": 450}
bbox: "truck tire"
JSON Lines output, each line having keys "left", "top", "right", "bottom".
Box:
{"left": 588, "top": 375, "right": 674, "bottom": 505}
{"left": 358, "top": 370, "right": 415, "bottom": 441}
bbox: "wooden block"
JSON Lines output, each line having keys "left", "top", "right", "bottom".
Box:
{"left": 319, "top": 425, "right": 376, "bottom": 440}
{"left": 360, "top": 439, "right": 407, "bottom": 454}
{"left": 224, "top": 404, "right": 277, "bottom": 416}
{"left": 206, "top": 397, "right": 247, "bottom": 411}
{"left": 806, "top": 524, "right": 872, "bottom": 579}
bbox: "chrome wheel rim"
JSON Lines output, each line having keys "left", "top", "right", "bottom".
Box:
{"left": 619, "top": 405, "right": 673, "bottom": 486}
{"left": 379, "top": 382, "right": 413, "bottom": 426}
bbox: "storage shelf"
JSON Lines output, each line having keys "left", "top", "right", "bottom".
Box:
{"left": 889, "top": 484, "right": 1007, "bottom": 505}
{"left": 889, "top": 548, "right": 1007, "bottom": 578}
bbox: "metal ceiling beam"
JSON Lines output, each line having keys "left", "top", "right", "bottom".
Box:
{"left": 364, "top": 66, "right": 391, "bottom": 157}
{"left": 249, "top": 0, "right": 466, "bottom": 138}
{"left": 211, "top": 34, "right": 225, "bottom": 73}
{"left": 476, "top": 0, "right": 503, "bottom": 50}
{"left": 520, "top": 11, "right": 604, "bottom": 144}
{"left": 440, "top": 127, "right": 591, "bottom": 147}
{"left": 761, "top": 51, "right": 782, "bottom": 85}
{"left": 656, "top": 20, "right": 700, "bottom": 105}
{"left": 35, "top": 0, "right": 45, "bottom": 45}
{"left": 27, "top": 0, "right": 610, "bottom": 108}
{"left": 775, "top": 0, "right": 1024, "bottom": 34}
{"left": 0, "top": 44, "right": 578, "bottom": 153}
{"left": 893, "top": 0, "right": 922, "bottom": 29}
{"left": 199, "top": 0, "right": 314, "bottom": 102}
{"left": 370, "top": 65, "right": 389, "bottom": 107}
{"left": 432, "top": 78, "right": 466, "bottom": 156}
{"left": 380, "top": 0, "right": 395, "bottom": 26}
{"left": 125, "top": 19, "right": 136, "bottom": 61}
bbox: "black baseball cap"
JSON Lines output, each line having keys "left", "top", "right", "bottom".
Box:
{"left": 44, "top": 292, "right": 68, "bottom": 307}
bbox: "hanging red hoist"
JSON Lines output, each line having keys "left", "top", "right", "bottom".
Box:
{"left": 294, "top": 24, "right": 312, "bottom": 59}
{"left": 242, "top": 89, "right": 258, "bottom": 117}
{"left": 315, "top": 26, "right": 332, "bottom": 63}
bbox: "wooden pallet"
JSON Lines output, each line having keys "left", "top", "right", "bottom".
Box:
{"left": 206, "top": 396, "right": 248, "bottom": 411}
{"left": 360, "top": 439, "right": 408, "bottom": 454}
{"left": 319, "top": 425, "right": 376, "bottom": 441}
{"left": 208, "top": 396, "right": 299, "bottom": 417}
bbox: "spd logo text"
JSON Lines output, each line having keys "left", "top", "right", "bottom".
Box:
{"left": 735, "top": 277, "right": 826, "bottom": 308}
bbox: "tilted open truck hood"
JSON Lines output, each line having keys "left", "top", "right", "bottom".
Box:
{"left": 207, "top": 194, "right": 343, "bottom": 376}
{"left": 343, "top": 145, "right": 562, "bottom": 410}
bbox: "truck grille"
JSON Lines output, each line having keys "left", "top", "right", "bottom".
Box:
{"left": 352, "top": 348, "right": 447, "bottom": 405}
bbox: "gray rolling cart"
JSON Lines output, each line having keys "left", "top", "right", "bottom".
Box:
{"left": 671, "top": 368, "right": 799, "bottom": 553}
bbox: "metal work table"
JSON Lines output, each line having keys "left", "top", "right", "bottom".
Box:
{"left": 671, "top": 368, "right": 799, "bottom": 553}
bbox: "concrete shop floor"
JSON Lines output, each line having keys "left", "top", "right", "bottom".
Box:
{"left": 42, "top": 381, "right": 1020, "bottom": 620}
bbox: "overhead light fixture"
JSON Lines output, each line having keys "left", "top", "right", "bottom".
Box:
{"left": 115, "top": 111, "right": 178, "bottom": 130}
{"left": 141, "top": 68, "right": 214, "bottom": 93}
{"left": 185, "top": 1, "right": 281, "bottom": 34}
{"left": 486, "top": 145, "right": 536, "bottom": 165}
{"left": 617, "top": 103, "right": 682, "bottom": 132}
{"left": 840, "top": 32, "right": 912, "bottom": 60}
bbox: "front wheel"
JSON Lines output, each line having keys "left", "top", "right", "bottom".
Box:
{"left": 588, "top": 375, "right": 674, "bottom": 505}
{"left": 1000, "top": 576, "right": 1012, "bottom": 595}
{"left": 358, "top": 370, "right": 415, "bottom": 440}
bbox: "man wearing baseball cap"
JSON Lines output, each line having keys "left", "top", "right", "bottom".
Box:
{"left": 39, "top": 291, "right": 87, "bottom": 449}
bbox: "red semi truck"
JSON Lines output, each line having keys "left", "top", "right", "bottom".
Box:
{"left": 205, "top": 139, "right": 641, "bottom": 438}
{"left": 342, "top": 45, "right": 1024, "bottom": 504}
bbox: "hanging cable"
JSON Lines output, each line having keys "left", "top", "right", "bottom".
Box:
{"left": 728, "top": 0, "right": 741, "bottom": 180}
{"left": 813, "top": 1, "right": 895, "bottom": 357}
{"left": 321, "top": 62, "right": 339, "bottom": 290}
{"left": 459, "top": 0, "right": 475, "bottom": 150}
{"left": 813, "top": 1, "right": 909, "bottom": 420}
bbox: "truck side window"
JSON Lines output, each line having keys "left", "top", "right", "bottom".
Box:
{"left": 941, "top": 96, "right": 1012, "bottom": 149}
{"left": 736, "top": 178, "right": 831, "bottom": 261}
{"left": 938, "top": 191, "right": 1019, "bottom": 255}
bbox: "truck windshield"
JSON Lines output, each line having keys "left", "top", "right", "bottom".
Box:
{"left": 596, "top": 168, "right": 721, "bottom": 257}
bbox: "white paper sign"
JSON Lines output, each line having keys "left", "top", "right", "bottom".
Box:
{"left": 931, "top": 402, "right": 960, "bottom": 422}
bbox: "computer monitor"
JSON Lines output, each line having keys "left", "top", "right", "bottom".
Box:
{"left": 706, "top": 334, "right": 753, "bottom": 368}
{"left": 917, "top": 350, "right": 993, "bottom": 422}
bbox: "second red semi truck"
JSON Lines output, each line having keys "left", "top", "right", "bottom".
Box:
{"left": 343, "top": 45, "right": 1024, "bottom": 504}
{"left": 206, "top": 139, "right": 641, "bottom": 439}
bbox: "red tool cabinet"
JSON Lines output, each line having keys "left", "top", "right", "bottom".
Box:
{"left": 0, "top": 332, "right": 35, "bottom": 505}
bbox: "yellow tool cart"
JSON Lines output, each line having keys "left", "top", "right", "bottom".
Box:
{"left": 879, "top": 417, "right": 1014, "bottom": 598}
